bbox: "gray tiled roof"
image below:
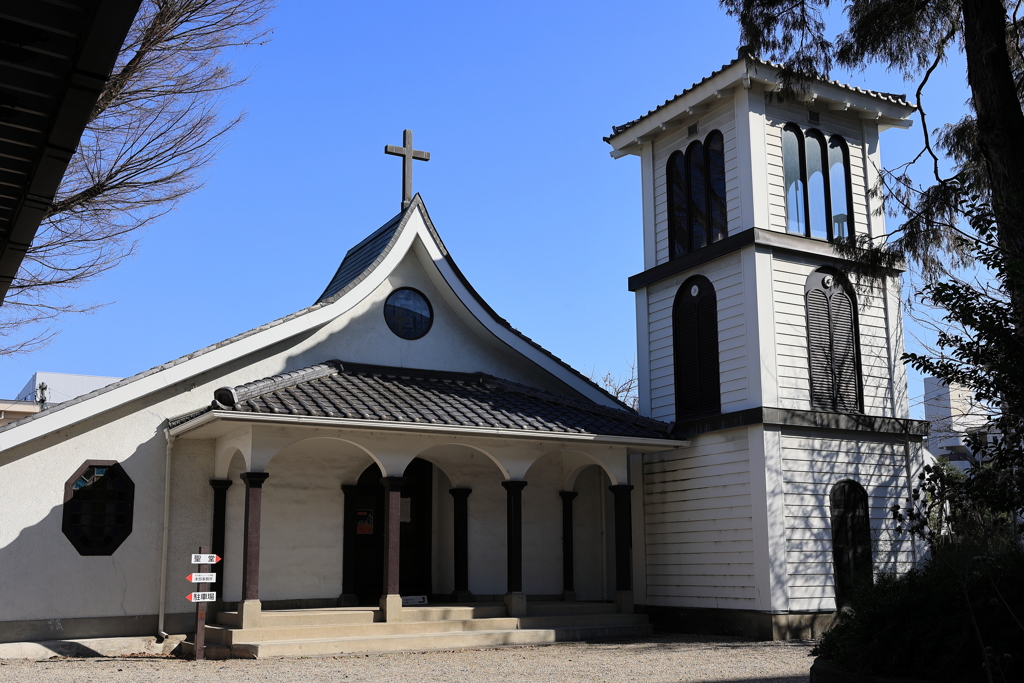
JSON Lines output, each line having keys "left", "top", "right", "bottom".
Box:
{"left": 173, "top": 361, "right": 675, "bottom": 440}
{"left": 315, "top": 213, "right": 403, "bottom": 304}
{"left": 606, "top": 56, "right": 912, "bottom": 141}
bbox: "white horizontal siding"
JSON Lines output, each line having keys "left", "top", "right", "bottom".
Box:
{"left": 652, "top": 99, "right": 738, "bottom": 266}
{"left": 771, "top": 254, "right": 893, "bottom": 415}
{"left": 781, "top": 432, "right": 914, "bottom": 612}
{"left": 647, "top": 253, "right": 747, "bottom": 422}
{"left": 762, "top": 103, "right": 870, "bottom": 238}
{"left": 643, "top": 431, "right": 755, "bottom": 610}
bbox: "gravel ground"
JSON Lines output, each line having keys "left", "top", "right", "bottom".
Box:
{"left": 0, "top": 633, "right": 814, "bottom": 683}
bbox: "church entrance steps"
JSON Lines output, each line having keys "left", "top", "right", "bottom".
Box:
{"left": 184, "top": 602, "right": 651, "bottom": 659}
{"left": 214, "top": 608, "right": 378, "bottom": 628}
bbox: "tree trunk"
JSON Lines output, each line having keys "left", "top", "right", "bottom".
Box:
{"left": 961, "top": 0, "right": 1024, "bottom": 327}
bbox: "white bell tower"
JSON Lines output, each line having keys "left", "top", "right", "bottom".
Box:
{"left": 606, "top": 57, "right": 929, "bottom": 639}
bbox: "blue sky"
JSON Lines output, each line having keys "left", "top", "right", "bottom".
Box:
{"left": 0, "top": 1, "right": 972, "bottom": 418}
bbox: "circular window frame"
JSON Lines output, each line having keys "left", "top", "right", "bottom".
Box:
{"left": 383, "top": 287, "right": 434, "bottom": 340}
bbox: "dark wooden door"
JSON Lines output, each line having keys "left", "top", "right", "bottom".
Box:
{"left": 399, "top": 458, "right": 433, "bottom": 596}
{"left": 348, "top": 464, "right": 384, "bottom": 605}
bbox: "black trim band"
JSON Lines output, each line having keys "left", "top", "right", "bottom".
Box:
{"left": 670, "top": 406, "right": 928, "bottom": 439}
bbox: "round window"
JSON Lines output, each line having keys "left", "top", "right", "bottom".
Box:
{"left": 384, "top": 288, "right": 433, "bottom": 340}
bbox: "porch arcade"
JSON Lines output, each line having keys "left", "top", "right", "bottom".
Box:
{"left": 169, "top": 361, "right": 686, "bottom": 625}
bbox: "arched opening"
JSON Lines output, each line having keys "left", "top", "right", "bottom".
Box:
{"left": 572, "top": 465, "right": 615, "bottom": 601}
{"left": 687, "top": 140, "right": 708, "bottom": 250}
{"left": 674, "top": 274, "right": 721, "bottom": 420}
{"left": 828, "top": 135, "right": 854, "bottom": 238}
{"left": 805, "top": 129, "right": 830, "bottom": 240}
{"left": 666, "top": 150, "right": 689, "bottom": 259}
{"left": 783, "top": 123, "right": 808, "bottom": 236}
{"left": 830, "top": 479, "right": 873, "bottom": 607}
{"left": 342, "top": 458, "right": 436, "bottom": 604}
{"left": 705, "top": 130, "right": 727, "bottom": 243}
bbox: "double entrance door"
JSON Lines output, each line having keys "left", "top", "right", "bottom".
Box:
{"left": 343, "top": 458, "right": 433, "bottom": 605}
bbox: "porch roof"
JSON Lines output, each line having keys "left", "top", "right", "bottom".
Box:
{"left": 171, "top": 361, "right": 675, "bottom": 441}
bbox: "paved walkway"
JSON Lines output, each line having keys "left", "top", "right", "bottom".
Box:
{"left": 0, "top": 634, "right": 814, "bottom": 683}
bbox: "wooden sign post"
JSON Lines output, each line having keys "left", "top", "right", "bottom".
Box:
{"left": 189, "top": 546, "right": 216, "bottom": 660}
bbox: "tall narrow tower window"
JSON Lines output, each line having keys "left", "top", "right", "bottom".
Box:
{"left": 666, "top": 151, "right": 690, "bottom": 259}
{"left": 805, "top": 130, "right": 830, "bottom": 240}
{"left": 673, "top": 275, "right": 720, "bottom": 420}
{"left": 830, "top": 480, "right": 873, "bottom": 607}
{"left": 805, "top": 269, "right": 861, "bottom": 412}
{"left": 706, "top": 130, "right": 727, "bottom": 244}
{"left": 782, "top": 123, "right": 856, "bottom": 241}
{"left": 828, "top": 136, "right": 854, "bottom": 239}
{"left": 687, "top": 141, "right": 707, "bottom": 250}
{"left": 664, "top": 130, "right": 728, "bottom": 259}
{"left": 782, "top": 124, "right": 807, "bottom": 236}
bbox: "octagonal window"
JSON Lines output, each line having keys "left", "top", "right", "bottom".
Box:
{"left": 384, "top": 288, "right": 433, "bottom": 340}
{"left": 62, "top": 461, "right": 135, "bottom": 556}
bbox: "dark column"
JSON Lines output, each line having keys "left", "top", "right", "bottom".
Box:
{"left": 209, "top": 479, "right": 232, "bottom": 602}
{"left": 380, "top": 476, "right": 404, "bottom": 596}
{"left": 501, "top": 481, "right": 528, "bottom": 593}
{"left": 559, "top": 491, "right": 578, "bottom": 597}
{"left": 609, "top": 484, "right": 634, "bottom": 591}
{"left": 340, "top": 484, "right": 359, "bottom": 605}
{"left": 240, "top": 472, "right": 270, "bottom": 602}
{"left": 449, "top": 488, "right": 472, "bottom": 600}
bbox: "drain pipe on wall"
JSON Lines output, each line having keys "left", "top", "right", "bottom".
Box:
{"left": 157, "top": 427, "right": 175, "bottom": 640}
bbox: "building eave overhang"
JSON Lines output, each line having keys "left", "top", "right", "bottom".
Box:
{"left": 169, "top": 409, "right": 690, "bottom": 449}
{"left": 605, "top": 58, "right": 916, "bottom": 158}
{"left": 0, "top": 0, "right": 142, "bottom": 303}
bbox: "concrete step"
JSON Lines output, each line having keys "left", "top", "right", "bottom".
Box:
{"left": 186, "top": 620, "right": 652, "bottom": 659}
{"left": 241, "top": 628, "right": 561, "bottom": 658}
{"left": 215, "top": 608, "right": 378, "bottom": 628}
{"left": 523, "top": 602, "right": 618, "bottom": 617}
{"left": 204, "top": 617, "right": 521, "bottom": 645}
{"left": 397, "top": 605, "right": 509, "bottom": 621}
{"left": 518, "top": 613, "right": 649, "bottom": 629}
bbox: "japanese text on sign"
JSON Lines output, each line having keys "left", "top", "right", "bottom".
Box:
{"left": 187, "top": 592, "right": 217, "bottom": 603}
{"left": 191, "top": 554, "right": 221, "bottom": 564}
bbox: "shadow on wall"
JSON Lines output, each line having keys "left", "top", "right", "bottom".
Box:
{"left": 0, "top": 418, "right": 199, "bottom": 644}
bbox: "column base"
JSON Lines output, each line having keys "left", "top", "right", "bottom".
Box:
{"left": 504, "top": 591, "right": 527, "bottom": 617}
{"left": 561, "top": 590, "right": 576, "bottom": 602}
{"left": 239, "top": 599, "right": 262, "bottom": 629}
{"left": 338, "top": 593, "right": 358, "bottom": 607}
{"left": 380, "top": 594, "right": 403, "bottom": 622}
{"left": 614, "top": 590, "right": 634, "bottom": 614}
{"left": 451, "top": 590, "right": 474, "bottom": 603}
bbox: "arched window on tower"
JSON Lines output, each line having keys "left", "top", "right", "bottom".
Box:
{"left": 673, "top": 275, "right": 720, "bottom": 420}
{"left": 828, "top": 136, "right": 854, "bottom": 239}
{"left": 782, "top": 124, "right": 807, "bottom": 236}
{"left": 664, "top": 130, "right": 728, "bottom": 259}
{"left": 805, "top": 268, "right": 861, "bottom": 412}
{"left": 805, "top": 129, "right": 830, "bottom": 240}
{"left": 706, "top": 130, "right": 727, "bottom": 244}
{"left": 782, "top": 123, "right": 855, "bottom": 241}
{"left": 666, "top": 150, "right": 689, "bottom": 259}
{"left": 830, "top": 480, "right": 873, "bottom": 607}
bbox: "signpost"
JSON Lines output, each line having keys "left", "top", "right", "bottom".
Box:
{"left": 188, "top": 546, "right": 221, "bottom": 660}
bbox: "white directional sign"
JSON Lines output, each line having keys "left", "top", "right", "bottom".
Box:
{"left": 186, "top": 592, "right": 217, "bottom": 603}
{"left": 191, "top": 553, "right": 221, "bottom": 564}
{"left": 187, "top": 573, "right": 217, "bottom": 583}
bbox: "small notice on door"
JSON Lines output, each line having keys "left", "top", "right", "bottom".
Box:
{"left": 356, "top": 509, "right": 374, "bottom": 534}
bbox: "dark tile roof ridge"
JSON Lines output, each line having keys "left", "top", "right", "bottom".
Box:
{"left": 605, "top": 56, "right": 914, "bottom": 141}
{"left": 205, "top": 360, "right": 672, "bottom": 437}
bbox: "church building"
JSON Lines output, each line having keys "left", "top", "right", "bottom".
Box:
{"left": 0, "top": 56, "right": 928, "bottom": 656}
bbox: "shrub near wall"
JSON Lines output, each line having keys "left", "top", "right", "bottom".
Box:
{"left": 812, "top": 543, "right": 1024, "bottom": 683}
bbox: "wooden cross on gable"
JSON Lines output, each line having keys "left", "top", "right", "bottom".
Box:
{"left": 384, "top": 129, "right": 430, "bottom": 210}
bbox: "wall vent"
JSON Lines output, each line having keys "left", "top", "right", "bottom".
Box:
{"left": 687, "top": 122, "right": 699, "bottom": 137}
{"left": 808, "top": 110, "right": 821, "bottom": 124}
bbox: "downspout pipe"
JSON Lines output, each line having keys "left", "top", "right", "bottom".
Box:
{"left": 157, "top": 427, "right": 174, "bottom": 640}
